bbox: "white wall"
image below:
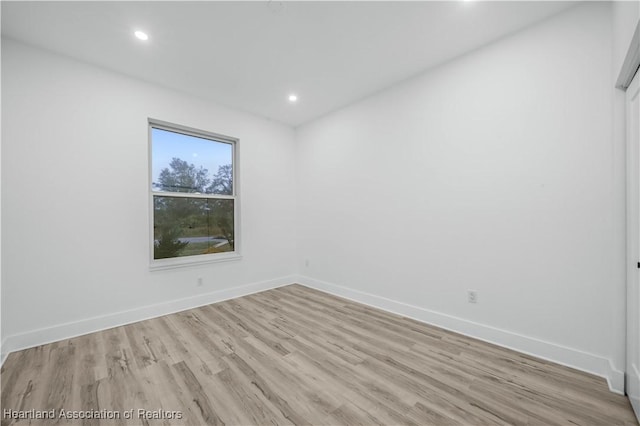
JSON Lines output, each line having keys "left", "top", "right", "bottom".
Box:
{"left": 1, "top": 39, "right": 296, "bottom": 356}
{"left": 296, "top": 3, "right": 623, "bottom": 388}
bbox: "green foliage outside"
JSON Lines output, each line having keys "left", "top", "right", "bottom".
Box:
{"left": 154, "top": 226, "right": 189, "bottom": 259}
{"left": 153, "top": 158, "right": 234, "bottom": 259}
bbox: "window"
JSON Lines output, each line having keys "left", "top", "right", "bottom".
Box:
{"left": 149, "top": 119, "right": 239, "bottom": 269}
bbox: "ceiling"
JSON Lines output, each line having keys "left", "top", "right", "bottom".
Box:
{"left": 2, "top": 1, "right": 577, "bottom": 127}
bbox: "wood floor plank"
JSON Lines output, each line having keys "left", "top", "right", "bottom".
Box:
{"left": 147, "top": 360, "right": 207, "bottom": 425}
{"left": 1, "top": 284, "right": 637, "bottom": 425}
{"left": 215, "top": 365, "right": 290, "bottom": 426}
{"left": 324, "top": 402, "right": 387, "bottom": 426}
{"left": 172, "top": 361, "right": 225, "bottom": 426}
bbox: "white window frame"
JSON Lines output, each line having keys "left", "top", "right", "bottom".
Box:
{"left": 148, "top": 119, "right": 241, "bottom": 271}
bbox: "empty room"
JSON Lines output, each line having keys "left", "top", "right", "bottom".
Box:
{"left": 1, "top": 1, "right": 639, "bottom": 425}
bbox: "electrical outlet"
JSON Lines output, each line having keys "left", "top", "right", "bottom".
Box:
{"left": 197, "top": 277, "right": 203, "bottom": 287}
{"left": 467, "top": 290, "right": 478, "bottom": 304}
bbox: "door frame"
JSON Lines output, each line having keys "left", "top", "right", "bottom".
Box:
{"left": 625, "top": 68, "right": 640, "bottom": 420}
{"left": 616, "top": 21, "right": 639, "bottom": 91}
{"left": 620, "top": 18, "right": 640, "bottom": 421}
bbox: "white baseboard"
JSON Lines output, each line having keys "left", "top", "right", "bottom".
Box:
{"left": 0, "top": 275, "right": 295, "bottom": 366}
{"left": 1, "top": 338, "right": 9, "bottom": 366}
{"left": 295, "top": 275, "right": 625, "bottom": 394}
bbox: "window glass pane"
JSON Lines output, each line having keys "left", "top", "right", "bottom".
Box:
{"left": 151, "top": 127, "right": 233, "bottom": 195}
{"left": 153, "top": 196, "right": 234, "bottom": 259}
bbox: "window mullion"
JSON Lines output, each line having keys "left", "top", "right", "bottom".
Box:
{"left": 151, "top": 191, "right": 235, "bottom": 201}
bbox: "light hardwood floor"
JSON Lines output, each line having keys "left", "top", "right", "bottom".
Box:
{"left": 1, "top": 284, "right": 638, "bottom": 426}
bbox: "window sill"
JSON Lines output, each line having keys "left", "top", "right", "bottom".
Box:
{"left": 150, "top": 252, "right": 242, "bottom": 271}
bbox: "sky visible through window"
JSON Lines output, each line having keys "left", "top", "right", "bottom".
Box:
{"left": 151, "top": 127, "right": 232, "bottom": 189}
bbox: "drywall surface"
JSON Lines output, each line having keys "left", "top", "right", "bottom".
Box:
{"left": 1, "top": 39, "right": 296, "bottom": 349}
{"left": 297, "top": 3, "right": 622, "bottom": 380}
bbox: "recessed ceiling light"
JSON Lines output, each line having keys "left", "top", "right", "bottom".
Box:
{"left": 134, "top": 30, "right": 149, "bottom": 41}
{"left": 288, "top": 94, "right": 298, "bottom": 102}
